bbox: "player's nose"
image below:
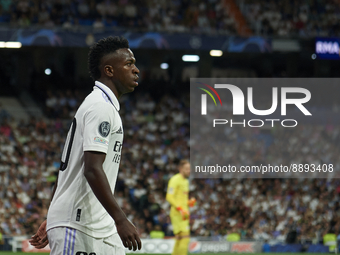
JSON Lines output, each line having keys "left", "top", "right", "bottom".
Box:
{"left": 133, "top": 65, "right": 139, "bottom": 74}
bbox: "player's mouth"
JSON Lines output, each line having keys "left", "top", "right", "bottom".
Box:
{"left": 133, "top": 76, "right": 139, "bottom": 86}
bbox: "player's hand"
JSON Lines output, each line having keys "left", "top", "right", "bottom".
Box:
{"left": 29, "top": 220, "right": 49, "bottom": 249}
{"left": 188, "top": 198, "right": 196, "bottom": 207}
{"left": 176, "top": 206, "right": 189, "bottom": 220}
{"left": 116, "top": 218, "right": 142, "bottom": 251}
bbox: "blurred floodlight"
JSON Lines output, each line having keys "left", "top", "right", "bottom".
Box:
{"left": 5, "top": 42, "right": 22, "bottom": 48}
{"left": 160, "top": 63, "right": 169, "bottom": 69}
{"left": 182, "top": 55, "right": 200, "bottom": 62}
{"left": 311, "top": 53, "right": 317, "bottom": 60}
{"left": 45, "top": 68, "right": 52, "bottom": 75}
{"left": 210, "top": 50, "right": 223, "bottom": 57}
{"left": 0, "top": 41, "right": 22, "bottom": 48}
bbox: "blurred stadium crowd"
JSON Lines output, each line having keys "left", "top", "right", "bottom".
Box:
{"left": 0, "top": 0, "right": 237, "bottom": 34}
{"left": 1, "top": 88, "right": 340, "bottom": 246}
{"left": 240, "top": 0, "right": 340, "bottom": 37}
{"left": 1, "top": 0, "right": 339, "bottom": 36}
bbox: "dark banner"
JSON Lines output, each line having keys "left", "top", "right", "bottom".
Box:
{"left": 0, "top": 28, "right": 271, "bottom": 52}
{"left": 315, "top": 37, "right": 340, "bottom": 60}
{"left": 270, "top": 244, "right": 330, "bottom": 253}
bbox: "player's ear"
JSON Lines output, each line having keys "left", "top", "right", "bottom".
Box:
{"left": 104, "top": 65, "right": 114, "bottom": 77}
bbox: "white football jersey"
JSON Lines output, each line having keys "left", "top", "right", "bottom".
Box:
{"left": 47, "top": 81, "right": 124, "bottom": 238}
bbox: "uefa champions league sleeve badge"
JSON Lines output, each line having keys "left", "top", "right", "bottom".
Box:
{"left": 99, "top": 121, "right": 110, "bottom": 137}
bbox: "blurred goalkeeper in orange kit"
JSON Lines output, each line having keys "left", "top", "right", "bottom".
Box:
{"left": 166, "top": 159, "right": 196, "bottom": 255}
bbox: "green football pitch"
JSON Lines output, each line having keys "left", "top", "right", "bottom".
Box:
{"left": 0, "top": 253, "right": 333, "bottom": 255}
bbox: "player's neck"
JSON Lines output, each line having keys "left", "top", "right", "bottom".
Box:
{"left": 179, "top": 172, "right": 187, "bottom": 179}
{"left": 97, "top": 79, "right": 120, "bottom": 99}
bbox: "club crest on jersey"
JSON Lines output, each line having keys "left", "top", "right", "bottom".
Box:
{"left": 99, "top": 121, "right": 110, "bottom": 137}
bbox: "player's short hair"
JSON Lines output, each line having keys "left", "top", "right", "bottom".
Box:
{"left": 178, "top": 159, "right": 190, "bottom": 168}
{"left": 88, "top": 36, "right": 129, "bottom": 81}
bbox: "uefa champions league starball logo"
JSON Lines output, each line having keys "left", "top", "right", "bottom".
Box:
{"left": 98, "top": 121, "right": 110, "bottom": 137}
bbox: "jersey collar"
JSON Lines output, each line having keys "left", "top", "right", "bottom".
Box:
{"left": 94, "top": 81, "right": 120, "bottom": 111}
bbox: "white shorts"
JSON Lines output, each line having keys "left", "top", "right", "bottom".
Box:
{"left": 47, "top": 227, "right": 125, "bottom": 255}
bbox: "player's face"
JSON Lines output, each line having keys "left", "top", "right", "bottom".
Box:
{"left": 109, "top": 48, "right": 139, "bottom": 95}
{"left": 180, "top": 163, "right": 191, "bottom": 178}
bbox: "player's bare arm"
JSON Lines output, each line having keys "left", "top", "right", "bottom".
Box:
{"left": 84, "top": 150, "right": 142, "bottom": 251}
{"left": 29, "top": 174, "right": 59, "bottom": 249}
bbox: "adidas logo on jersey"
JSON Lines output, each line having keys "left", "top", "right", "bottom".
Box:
{"left": 116, "top": 127, "right": 123, "bottom": 134}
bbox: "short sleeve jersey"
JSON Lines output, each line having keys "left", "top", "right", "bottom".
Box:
{"left": 167, "top": 173, "right": 189, "bottom": 216}
{"left": 46, "top": 81, "right": 124, "bottom": 238}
